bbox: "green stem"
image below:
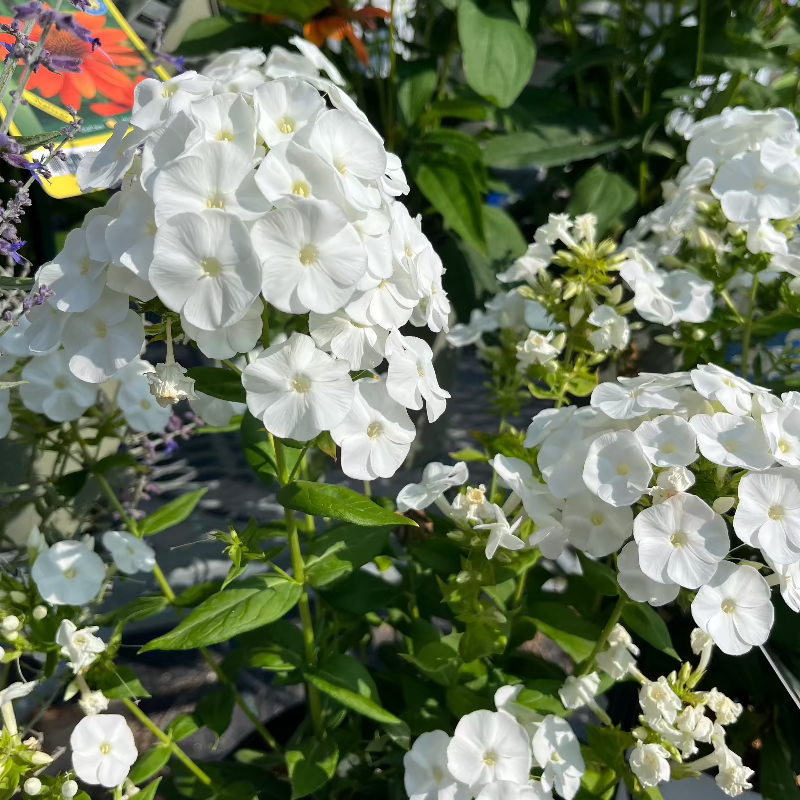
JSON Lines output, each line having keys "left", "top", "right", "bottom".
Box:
{"left": 287, "top": 442, "right": 312, "bottom": 484}
{"left": 580, "top": 595, "right": 627, "bottom": 675}
{"left": 261, "top": 297, "right": 271, "bottom": 350}
{"left": 94, "top": 471, "right": 140, "bottom": 537}
{"left": 560, "top": 0, "right": 587, "bottom": 107}
{"left": 0, "top": 18, "right": 34, "bottom": 111}
{"left": 695, "top": 0, "right": 707, "bottom": 77}
{"left": 719, "top": 288, "right": 745, "bottom": 324}
{"left": 639, "top": 72, "right": 653, "bottom": 204}
{"left": 274, "top": 437, "right": 324, "bottom": 738}
{"left": 740, "top": 274, "right": 759, "bottom": 378}
{"left": 122, "top": 697, "right": 214, "bottom": 787}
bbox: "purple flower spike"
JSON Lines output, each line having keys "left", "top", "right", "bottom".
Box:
{"left": 13, "top": 1, "right": 43, "bottom": 21}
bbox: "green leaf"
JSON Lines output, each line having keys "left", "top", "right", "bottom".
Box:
{"left": 528, "top": 602, "right": 602, "bottom": 662}
{"left": 15, "top": 130, "right": 66, "bottom": 153}
{"left": 0, "top": 276, "right": 34, "bottom": 290}
{"left": 577, "top": 553, "right": 619, "bottom": 597}
{"left": 410, "top": 152, "right": 487, "bottom": 256}
{"left": 95, "top": 596, "right": 169, "bottom": 628}
{"left": 318, "top": 570, "right": 399, "bottom": 616}
{"left": 129, "top": 746, "right": 171, "bottom": 785}
{"left": 141, "top": 576, "right": 302, "bottom": 651}
{"left": 568, "top": 164, "right": 637, "bottom": 235}
{"left": 92, "top": 665, "right": 150, "bottom": 699}
{"left": 196, "top": 684, "right": 235, "bottom": 738}
{"left": 54, "top": 469, "right": 88, "bottom": 499}
{"left": 186, "top": 367, "right": 245, "bottom": 403}
{"left": 761, "top": 729, "right": 800, "bottom": 799}
{"left": 277, "top": 480, "right": 413, "bottom": 527}
{"left": 92, "top": 452, "right": 138, "bottom": 475}
{"left": 140, "top": 489, "right": 208, "bottom": 536}
{"left": 621, "top": 603, "right": 679, "bottom": 660}
{"left": 166, "top": 714, "right": 200, "bottom": 742}
{"left": 397, "top": 59, "right": 438, "bottom": 124}
{"left": 177, "top": 17, "right": 266, "bottom": 56}
{"left": 286, "top": 738, "right": 339, "bottom": 799}
{"left": 306, "top": 654, "right": 402, "bottom": 725}
{"left": 458, "top": 0, "right": 536, "bottom": 108}
{"left": 135, "top": 779, "right": 162, "bottom": 800}
{"left": 588, "top": 726, "right": 636, "bottom": 773}
{"left": 483, "top": 131, "right": 622, "bottom": 169}
{"left": 240, "top": 412, "right": 302, "bottom": 486}
{"left": 309, "top": 524, "right": 392, "bottom": 579}
{"left": 0, "top": 379, "right": 25, "bottom": 390}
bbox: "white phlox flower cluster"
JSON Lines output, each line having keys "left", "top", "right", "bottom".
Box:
{"left": 1, "top": 41, "right": 450, "bottom": 484}
{"left": 405, "top": 694, "right": 587, "bottom": 800}
{"left": 446, "top": 214, "right": 629, "bottom": 361}
{"left": 621, "top": 106, "right": 800, "bottom": 332}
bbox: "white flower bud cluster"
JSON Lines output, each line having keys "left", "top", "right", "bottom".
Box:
{"left": 446, "top": 213, "right": 629, "bottom": 361}
{"left": 0, "top": 41, "right": 450, "bottom": 483}
{"left": 405, "top": 687, "right": 586, "bottom": 800}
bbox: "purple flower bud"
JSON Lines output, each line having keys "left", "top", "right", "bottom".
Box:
{"left": 165, "top": 439, "right": 180, "bottom": 456}
{"left": 0, "top": 134, "right": 21, "bottom": 155}
{"left": 69, "top": 0, "right": 92, "bottom": 9}
{"left": 40, "top": 51, "right": 82, "bottom": 74}
{"left": 12, "top": 1, "right": 43, "bottom": 21}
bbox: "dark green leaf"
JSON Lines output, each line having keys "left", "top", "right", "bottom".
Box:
{"left": 286, "top": 738, "right": 339, "bottom": 799}
{"left": 186, "top": 367, "right": 245, "bottom": 403}
{"left": 129, "top": 746, "right": 171, "bottom": 785}
{"left": 410, "top": 152, "right": 487, "bottom": 256}
{"left": 92, "top": 452, "right": 137, "bottom": 475}
{"left": 278, "top": 480, "right": 413, "bottom": 527}
{"left": 54, "top": 469, "right": 88, "bottom": 499}
{"left": 761, "top": 729, "right": 800, "bottom": 799}
{"left": 622, "top": 603, "right": 679, "bottom": 660}
{"left": 196, "top": 684, "right": 236, "bottom": 738}
{"left": 528, "top": 602, "right": 602, "bottom": 662}
{"left": 140, "top": 489, "right": 208, "bottom": 536}
{"left": 306, "top": 654, "right": 402, "bottom": 725}
{"left": 577, "top": 553, "right": 619, "bottom": 597}
{"left": 223, "top": 0, "right": 329, "bottom": 22}
{"left": 483, "top": 131, "right": 622, "bottom": 169}
{"left": 588, "top": 726, "right": 636, "bottom": 772}
{"left": 135, "top": 779, "right": 162, "bottom": 800}
{"left": 16, "top": 130, "right": 65, "bottom": 153}
{"left": 141, "top": 576, "right": 302, "bottom": 651}
{"left": 318, "top": 570, "right": 399, "bottom": 615}
{"left": 397, "top": 59, "right": 437, "bottom": 124}
{"left": 92, "top": 665, "right": 150, "bottom": 699}
{"left": 568, "top": 165, "right": 637, "bottom": 235}
{"left": 458, "top": 0, "right": 536, "bottom": 108}
{"left": 167, "top": 714, "right": 200, "bottom": 742}
{"left": 95, "top": 596, "right": 169, "bottom": 628}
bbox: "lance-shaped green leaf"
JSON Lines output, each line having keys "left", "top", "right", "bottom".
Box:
{"left": 140, "top": 489, "right": 208, "bottom": 536}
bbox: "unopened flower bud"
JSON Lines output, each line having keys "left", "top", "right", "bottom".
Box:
{"left": 23, "top": 778, "right": 42, "bottom": 796}
{"left": 607, "top": 284, "right": 623, "bottom": 305}
{"left": 2, "top": 615, "right": 20, "bottom": 632}
{"left": 32, "top": 606, "right": 47, "bottom": 621}
{"left": 62, "top": 780, "right": 79, "bottom": 799}
{"left": 569, "top": 304, "right": 584, "bottom": 326}
{"left": 9, "top": 591, "right": 25, "bottom": 604}
{"left": 5, "top": 631, "right": 18, "bottom": 641}
{"left": 551, "top": 332, "right": 567, "bottom": 351}
{"left": 31, "top": 751, "right": 53, "bottom": 765}
{"left": 562, "top": 281, "right": 579, "bottom": 301}
{"left": 691, "top": 328, "right": 706, "bottom": 341}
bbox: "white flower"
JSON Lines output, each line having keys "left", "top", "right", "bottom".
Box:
{"left": 404, "top": 731, "right": 469, "bottom": 800}
{"left": 715, "top": 744, "right": 755, "bottom": 797}
{"left": 734, "top": 469, "right": 800, "bottom": 563}
{"left": 449, "top": 485, "right": 496, "bottom": 525}
{"left": 692, "top": 562, "right": 774, "bottom": 655}
{"left": 102, "top": 531, "right": 156, "bottom": 575}
{"left": 182, "top": 301, "right": 262, "bottom": 361}
{"left": 640, "top": 677, "right": 682, "bottom": 725}
{"left": 587, "top": 306, "right": 630, "bottom": 352}
{"left": 477, "top": 783, "right": 552, "bottom": 800}
{"left": 762, "top": 406, "right": 800, "bottom": 466}
{"left": 446, "top": 709, "right": 532, "bottom": 790}
{"left": 689, "top": 413, "right": 773, "bottom": 470}
{"left": 385, "top": 331, "right": 449, "bottom": 423}
{"left": 32, "top": 540, "right": 106, "bottom": 606}
{"left": 524, "top": 406, "right": 577, "bottom": 448}
{"left": 447, "top": 309, "right": 499, "bottom": 348}
{"left": 251, "top": 198, "right": 367, "bottom": 314}
{"left": 61, "top": 288, "right": 145, "bottom": 383}
{"left": 105, "top": 182, "right": 157, "bottom": 283}
{"left": 146, "top": 361, "right": 197, "bottom": 408}
{"left": 766, "top": 556, "right": 800, "bottom": 612}
{"left": 596, "top": 627, "right": 640, "bottom": 680}
{"left": 583, "top": 431, "right": 653, "bottom": 507}
{"left": 474, "top": 504, "right": 526, "bottom": 560}
{"left": 253, "top": 78, "right": 324, "bottom": 147}
{"left": 491, "top": 455, "right": 559, "bottom": 525}
{"left": 497, "top": 242, "right": 552, "bottom": 284}
{"left": 288, "top": 36, "right": 346, "bottom": 85}
{"left": 559, "top": 672, "right": 600, "bottom": 710}
{"left": 711, "top": 151, "right": 800, "bottom": 223}
{"left": 527, "top": 520, "right": 569, "bottom": 560}
{"left": 590, "top": 378, "right": 680, "bottom": 420}
{"left": 629, "top": 742, "right": 670, "bottom": 789}
{"left": 661, "top": 271, "right": 714, "bottom": 323}
{"left": 633, "top": 493, "right": 728, "bottom": 589}
{"left": 676, "top": 705, "right": 713, "bottom": 743}
{"left": 690, "top": 364, "right": 768, "bottom": 416}
{"left": 635, "top": 415, "right": 698, "bottom": 467}
{"left": 19, "top": 351, "right": 97, "bottom": 422}
{"left": 396, "top": 462, "right": 468, "bottom": 512}
{"left": 150, "top": 210, "right": 261, "bottom": 330}
{"left": 494, "top": 685, "right": 543, "bottom": 739}
{"left": 539, "top": 426, "right": 592, "bottom": 500}
{"left": 77, "top": 124, "right": 148, "bottom": 191}
{"left": 79, "top": 690, "right": 110, "bottom": 716}
{"left": 153, "top": 141, "right": 267, "bottom": 225}
{"left": 516, "top": 331, "right": 561, "bottom": 366}
{"left": 562, "top": 492, "right": 632, "bottom": 557}
{"left": 309, "top": 310, "right": 386, "bottom": 370}
{"left": 56, "top": 620, "right": 106, "bottom": 673}
{"left": 746, "top": 219, "right": 788, "bottom": 256}
{"left": 71, "top": 714, "right": 138, "bottom": 788}
{"left": 330, "top": 379, "right": 415, "bottom": 480}
{"left": 131, "top": 72, "right": 214, "bottom": 130}
{"left": 617, "top": 541, "right": 680, "bottom": 606}
{"left": 187, "top": 92, "right": 257, "bottom": 154}
{"left": 202, "top": 47, "right": 266, "bottom": 93}
{"left": 242, "top": 332, "right": 354, "bottom": 441}
{"left": 704, "top": 689, "right": 743, "bottom": 726}
{"left": 36, "top": 228, "right": 107, "bottom": 313}
{"left": 691, "top": 627, "right": 714, "bottom": 655}
{"left": 531, "top": 715, "right": 585, "bottom": 800}
{"left": 0, "top": 680, "right": 37, "bottom": 708}
{"left": 306, "top": 109, "right": 386, "bottom": 211}
{"left": 652, "top": 466, "right": 696, "bottom": 504}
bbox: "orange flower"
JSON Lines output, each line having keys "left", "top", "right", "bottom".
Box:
{"left": 303, "top": 3, "right": 390, "bottom": 66}
{"left": 0, "top": 11, "right": 142, "bottom": 113}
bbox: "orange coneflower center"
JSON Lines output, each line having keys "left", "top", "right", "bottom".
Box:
{"left": 44, "top": 28, "right": 89, "bottom": 59}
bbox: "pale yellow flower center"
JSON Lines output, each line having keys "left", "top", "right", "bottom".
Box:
{"left": 278, "top": 117, "right": 295, "bottom": 135}
{"left": 291, "top": 376, "right": 311, "bottom": 393}
{"left": 721, "top": 599, "right": 737, "bottom": 614}
{"left": 616, "top": 463, "right": 630, "bottom": 476}
{"left": 299, "top": 245, "right": 318, "bottom": 266}
{"left": 201, "top": 258, "right": 222, "bottom": 277}
{"left": 769, "top": 505, "right": 785, "bottom": 521}
{"left": 293, "top": 181, "right": 311, "bottom": 198}
{"left": 590, "top": 512, "right": 604, "bottom": 526}
{"left": 670, "top": 531, "right": 688, "bottom": 548}
{"left": 99, "top": 742, "right": 112, "bottom": 755}
{"left": 216, "top": 130, "right": 234, "bottom": 142}
{"left": 367, "top": 422, "right": 382, "bottom": 440}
